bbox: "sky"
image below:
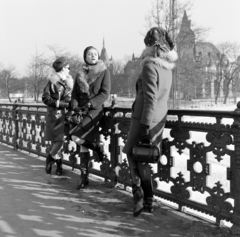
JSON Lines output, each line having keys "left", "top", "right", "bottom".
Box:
{"left": 1, "top": 0, "right": 240, "bottom": 77}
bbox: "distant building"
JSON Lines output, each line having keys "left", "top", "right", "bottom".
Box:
{"left": 101, "top": 11, "right": 240, "bottom": 99}
{"left": 175, "top": 11, "right": 240, "bottom": 100}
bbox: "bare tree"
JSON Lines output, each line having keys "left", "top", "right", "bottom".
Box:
{"left": 0, "top": 66, "right": 21, "bottom": 102}
{"left": 112, "top": 59, "right": 125, "bottom": 75}
{"left": 144, "top": 0, "right": 209, "bottom": 42}
{"left": 27, "top": 53, "right": 50, "bottom": 102}
{"left": 177, "top": 58, "right": 206, "bottom": 101}
{"left": 215, "top": 42, "right": 240, "bottom": 104}
{"left": 144, "top": 0, "right": 190, "bottom": 34}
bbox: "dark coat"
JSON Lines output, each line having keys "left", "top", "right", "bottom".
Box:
{"left": 123, "top": 47, "right": 178, "bottom": 154}
{"left": 70, "top": 60, "right": 111, "bottom": 141}
{"left": 42, "top": 71, "right": 73, "bottom": 142}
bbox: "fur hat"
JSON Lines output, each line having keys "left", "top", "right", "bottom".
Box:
{"left": 83, "top": 46, "right": 99, "bottom": 65}
{"left": 144, "top": 27, "right": 175, "bottom": 51}
{"left": 52, "top": 57, "right": 68, "bottom": 72}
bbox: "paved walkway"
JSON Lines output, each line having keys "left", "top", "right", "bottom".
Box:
{"left": 0, "top": 143, "right": 234, "bottom": 237}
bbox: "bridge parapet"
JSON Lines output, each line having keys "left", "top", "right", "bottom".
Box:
{"left": 1, "top": 103, "right": 240, "bottom": 234}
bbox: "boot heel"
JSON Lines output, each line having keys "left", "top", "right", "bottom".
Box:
{"left": 76, "top": 176, "right": 89, "bottom": 190}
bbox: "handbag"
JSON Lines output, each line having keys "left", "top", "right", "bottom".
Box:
{"left": 132, "top": 143, "right": 160, "bottom": 163}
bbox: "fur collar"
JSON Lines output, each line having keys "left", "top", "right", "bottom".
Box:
{"left": 141, "top": 46, "right": 178, "bottom": 70}
{"left": 48, "top": 69, "right": 74, "bottom": 90}
{"left": 76, "top": 60, "right": 106, "bottom": 94}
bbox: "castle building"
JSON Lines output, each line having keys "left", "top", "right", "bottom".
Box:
{"left": 176, "top": 11, "right": 240, "bottom": 100}
{"left": 100, "top": 12, "right": 240, "bottom": 99}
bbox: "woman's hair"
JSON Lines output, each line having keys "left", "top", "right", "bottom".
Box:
{"left": 144, "top": 27, "right": 174, "bottom": 58}
{"left": 52, "top": 57, "right": 68, "bottom": 72}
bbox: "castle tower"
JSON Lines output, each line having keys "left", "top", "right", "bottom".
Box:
{"left": 176, "top": 11, "right": 195, "bottom": 60}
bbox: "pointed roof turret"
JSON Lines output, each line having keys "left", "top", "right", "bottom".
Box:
{"left": 132, "top": 53, "right": 135, "bottom": 61}
{"left": 100, "top": 38, "right": 109, "bottom": 64}
{"left": 176, "top": 10, "right": 195, "bottom": 45}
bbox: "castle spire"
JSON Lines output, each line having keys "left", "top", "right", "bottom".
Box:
{"left": 103, "top": 38, "right": 105, "bottom": 48}
{"left": 100, "top": 37, "right": 109, "bottom": 65}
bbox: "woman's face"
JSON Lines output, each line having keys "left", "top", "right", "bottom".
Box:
{"left": 86, "top": 48, "right": 98, "bottom": 64}
{"left": 62, "top": 64, "right": 70, "bottom": 76}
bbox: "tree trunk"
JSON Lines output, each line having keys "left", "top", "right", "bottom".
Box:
{"left": 7, "top": 90, "right": 12, "bottom": 103}
{"left": 215, "top": 81, "right": 222, "bottom": 104}
{"left": 223, "top": 80, "right": 230, "bottom": 104}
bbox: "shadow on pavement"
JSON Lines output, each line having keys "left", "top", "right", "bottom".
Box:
{"left": 0, "top": 144, "right": 234, "bottom": 237}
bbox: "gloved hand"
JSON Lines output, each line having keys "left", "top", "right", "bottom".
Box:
{"left": 58, "top": 101, "right": 69, "bottom": 109}
{"left": 140, "top": 123, "right": 151, "bottom": 144}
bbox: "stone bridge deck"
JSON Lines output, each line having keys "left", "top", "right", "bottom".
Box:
{"left": 0, "top": 144, "right": 232, "bottom": 237}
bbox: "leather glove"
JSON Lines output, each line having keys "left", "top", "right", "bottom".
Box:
{"left": 140, "top": 123, "right": 151, "bottom": 144}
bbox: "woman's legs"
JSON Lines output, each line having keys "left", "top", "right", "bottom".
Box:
{"left": 137, "top": 162, "right": 153, "bottom": 213}
{"left": 71, "top": 135, "right": 106, "bottom": 162}
{"left": 45, "top": 141, "right": 63, "bottom": 175}
{"left": 76, "top": 150, "right": 91, "bottom": 189}
{"left": 71, "top": 135, "right": 105, "bottom": 189}
{"left": 123, "top": 119, "right": 145, "bottom": 216}
{"left": 50, "top": 141, "right": 64, "bottom": 158}
{"left": 127, "top": 153, "right": 144, "bottom": 217}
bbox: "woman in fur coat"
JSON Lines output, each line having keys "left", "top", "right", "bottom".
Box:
{"left": 42, "top": 57, "right": 73, "bottom": 175}
{"left": 122, "top": 27, "right": 178, "bottom": 216}
{"left": 70, "top": 46, "right": 111, "bottom": 189}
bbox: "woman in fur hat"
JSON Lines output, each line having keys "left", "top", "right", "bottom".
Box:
{"left": 70, "top": 46, "right": 111, "bottom": 189}
{"left": 122, "top": 27, "right": 178, "bottom": 217}
{"left": 42, "top": 56, "right": 74, "bottom": 175}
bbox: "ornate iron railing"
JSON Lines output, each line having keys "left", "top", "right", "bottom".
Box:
{"left": 1, "top": 102, "right": 240, "bottom": 234}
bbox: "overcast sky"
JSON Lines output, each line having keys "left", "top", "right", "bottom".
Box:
{"left": 1, "top": 0, "right": 240, "bottom": 76}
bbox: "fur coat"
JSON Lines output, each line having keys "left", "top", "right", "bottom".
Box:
{"left": 71, "top": 60, "right": 111, "bottom": 110}
{"left": 70, "top": 60, "right": 111, "bottom": 141}
{"left": 42, "top": 70, "right": 74, "bottom": 141}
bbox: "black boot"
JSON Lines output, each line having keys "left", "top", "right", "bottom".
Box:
{"left": 76, "top": 152, "right": 90, "bottom": 190}
{"left": 82, "top": 140, "right": 106, "bottom": 162}
{"left": 55, "top": 159, "right": 63, "bottom": 176}
{"left": 130, "top": 168, "right": 144, "bottom": 217}
{"left": 143, "top": 197, "right": 153, "bottom": 213}
{"left": 141, "top": 179, "right": 154, "bottom": 213}
{"left": 45, "top": 154, "right": 55, "bottom": 174}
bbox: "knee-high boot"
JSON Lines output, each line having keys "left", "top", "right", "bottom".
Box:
{"left": 131, "top": 168, "right": 144, "bottom": 217}
{"left": 141, "top": 179, "right": 154, "bottom": 213}
{"left": 55, "top": 159, "right": 63, "bottom": 176}
{"left": 76, "top": 152, "right": 90, "bottom": 189}
{"left": 45, "top": 153, "right": 56, "bottom": 174}
{"left": 82, "top": 140, "right": 106, "bottom": 162}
